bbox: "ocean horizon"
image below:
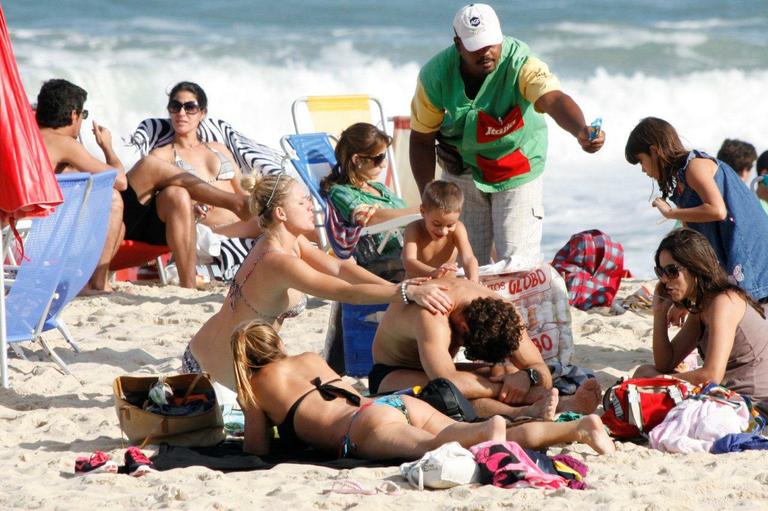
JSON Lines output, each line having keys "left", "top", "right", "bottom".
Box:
{"left": 5, "top": 0, "right": 768, "bottom": 277}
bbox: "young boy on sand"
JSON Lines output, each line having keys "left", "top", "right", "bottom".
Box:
{"left": 402, "top": 180, "right": 479, "bottom": 282}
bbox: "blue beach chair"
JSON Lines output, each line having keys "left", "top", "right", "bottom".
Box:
{"left": 43, "top": 170, "right": 116, "bottom": 352}
{"left": 2, "top": 173, "right": 91, "bottom": 380}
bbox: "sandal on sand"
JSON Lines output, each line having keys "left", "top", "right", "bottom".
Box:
{"left": 323, "top": 479, "right": 402, "bottom": 496}
{"left": 74, "top": 451, "right": 118, "bottom": 476}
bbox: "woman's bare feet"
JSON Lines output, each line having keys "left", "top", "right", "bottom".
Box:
{"left": 557, "top": 378, "right": 602, "bottom": 414}
{"left": 577, "top": 414, "right": 616, "bottom": 455}
{"left": 484, "top": 415, "right": 508, "bottom": 443}
{"left": 520, "top": 388, "right": 558, "bottom": 420}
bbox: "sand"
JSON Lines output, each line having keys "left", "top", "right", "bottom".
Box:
{"left": 1, "top": 278, "right": 767, "bottom": 510}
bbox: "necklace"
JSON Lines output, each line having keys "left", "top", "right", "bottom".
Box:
{"left": 172, "top": 140, "right": 204, "bottom": 150}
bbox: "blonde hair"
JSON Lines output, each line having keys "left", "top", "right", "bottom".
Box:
{"left": 241, "top": 173, "right": 295, "bottom": 229}
{"left": 231, "top": 320, "right": 287, "bottom": 410}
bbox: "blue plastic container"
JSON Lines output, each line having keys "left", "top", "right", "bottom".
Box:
{"left": 341, "top": 303, "right": 388, "bottom": 377}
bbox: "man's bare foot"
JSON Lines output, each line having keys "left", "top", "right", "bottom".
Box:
{"left": 519, "top": 388, "right": 558, "bottom": 420}
{"left": 577, "top": 414, "right": 616, "bottom": 455}
{"left": 558, "top": 378, "right": 602, "bottom": 414}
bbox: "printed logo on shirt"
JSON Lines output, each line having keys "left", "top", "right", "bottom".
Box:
{"left": 476, "top": 107, "right": 525, "bottom": 144}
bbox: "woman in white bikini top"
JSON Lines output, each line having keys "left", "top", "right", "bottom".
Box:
{"left": 148, "top": 83, "right": 259, "bottom": 239}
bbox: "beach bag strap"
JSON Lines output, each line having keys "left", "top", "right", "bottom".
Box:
{"left": 626, "top": 385, "right": 643, "bottom": 431}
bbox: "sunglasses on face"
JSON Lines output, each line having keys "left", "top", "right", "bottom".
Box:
{"left": 360, "top": 152, "right": 387, "bottom": 166}
{"left": 167, "top": 100, "right": 201, "bottom": 115}
{"left": 80, "top": 109, "right": 89, "bottom": 119}
{"left": 654, "top": 263, "right": 682, "bottom": 279}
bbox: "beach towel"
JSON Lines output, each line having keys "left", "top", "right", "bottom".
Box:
{"left": 126, "top": 117, "right": 283, "bottom": 176}
{"left": 552, "top": 229, "right": 624, "bottom": 310}
{"left": 325, "top": 199, "right": 363, "bottom": 259}
{"left": 149, "top": 441, "right": 404, "bottom": 472}
{"left": 470, "top": 440, "right": 567, "bottom": 490}
{"left": 648, "top": 398, "right": 748, "bottom": 453}
{"left": 711, "top": 433, "right": 768, "bottom": 453}
{"left": 547, "top": 361, "right": 595, "bottom": 395}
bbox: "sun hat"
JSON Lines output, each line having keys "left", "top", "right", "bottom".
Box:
{"left": 452, "top": 4, "right": 503, "bottom": 52}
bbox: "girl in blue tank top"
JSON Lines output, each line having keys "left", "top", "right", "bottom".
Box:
{"left": 625, "top": 117, "right": 768, "bottom": 301}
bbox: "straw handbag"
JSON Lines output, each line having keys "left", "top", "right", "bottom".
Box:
{"left": 113, "top": 373, "right": 225, "bottom": 448}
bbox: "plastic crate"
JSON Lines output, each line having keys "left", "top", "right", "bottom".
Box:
{"left": 341, "top": 303, "right": 387, "bottom": 377}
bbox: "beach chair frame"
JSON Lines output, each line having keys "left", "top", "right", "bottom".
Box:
{"left": 280, "top": 133, "right": 419, "bottom": 256}
{"left": 1, "top": 173, "right": 92, "bottom": 386}
{"left": 291, "top": 95, "right": 402, "bottom": 198}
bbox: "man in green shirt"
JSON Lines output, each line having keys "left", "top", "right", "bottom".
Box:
{"left": 410, "top": 3, "right": 605, "bottom": 265}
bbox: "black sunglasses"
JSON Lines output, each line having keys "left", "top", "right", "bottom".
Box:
{"left": 167, "top": 100, "right": 201, "bottom": 115}
{"left": 80, "top": 109, "right": 89, "bottom": 119}
{"left": 654, "top": 263, "right": 682, "bottom": 279}
{"left": 360, "top": 152, "right": 387, "bottom": 166}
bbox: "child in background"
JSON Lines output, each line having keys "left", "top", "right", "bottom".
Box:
{"left": 716, "top": 138, "right": 756, "bottom": 184}
{"left": 625, "top": 117, "right": 768, "bottom": 302}
{"left": 756, "top": 151, "right": 768, "bottom": 215}
{"left": 402, "top": 180, "right": 479, "bottom": 282}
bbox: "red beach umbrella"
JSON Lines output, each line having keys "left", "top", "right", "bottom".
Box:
{"left": 0, "top": 5, "right": 62, "bottom": 222}
{"left": 0, "top": 5, "right": 63, "bottom": 388}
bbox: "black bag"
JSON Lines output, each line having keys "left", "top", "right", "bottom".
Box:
{"left": 435, "top": 142, "right": 467, "bottom": 176}
{"left": 417, "top": 378, "right": 478, "bottom": 422}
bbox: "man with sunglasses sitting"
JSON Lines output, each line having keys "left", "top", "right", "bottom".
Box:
{"left": 36, "top": 78, "right": 127, "bottom": 294}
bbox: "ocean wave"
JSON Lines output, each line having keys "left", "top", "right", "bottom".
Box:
{"left": 654, "top": 17, "right": 763, "bottom": 30}
{"left": 536, "top": 22, "right": 709, "bottom": 53}
{"left": 15, "top": 51, "right": 768, "bottom": 275}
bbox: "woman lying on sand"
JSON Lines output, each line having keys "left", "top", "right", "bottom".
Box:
{"left": 184, "top": 173, "right": 452, "bottom": 389}
{"left": 232, "top": 320, "right": 615, "bottom": 459}
{"left": 634, "top": 228, "right": 768, "bottom": 412}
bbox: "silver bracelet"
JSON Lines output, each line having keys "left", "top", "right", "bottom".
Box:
{"left": 400, "top": 281, "right": 411, "bottom": 304}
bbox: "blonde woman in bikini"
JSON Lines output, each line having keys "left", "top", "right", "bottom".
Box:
{"left": 184, "top": 173, "right": 454, "bottom": 390}
{"left": 231, "top": 320, "right": 615, "bottom": 458}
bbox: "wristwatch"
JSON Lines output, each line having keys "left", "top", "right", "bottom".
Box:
{"left": 524, "top": 368, "right": 541, "bottom": 386}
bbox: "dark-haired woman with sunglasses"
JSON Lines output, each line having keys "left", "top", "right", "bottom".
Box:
{"left": 633, "top": 228, "right": 768, "bottom": 413}
{"left": 121, "top": 81, "right": 254, "bottom": 287}
{"left": 320, "top": 122, "right": 419, "bottom": 277}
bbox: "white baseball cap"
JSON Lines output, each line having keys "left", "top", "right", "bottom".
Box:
{"left": 452, "top": 4, "right": 503, "bottom": 52}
